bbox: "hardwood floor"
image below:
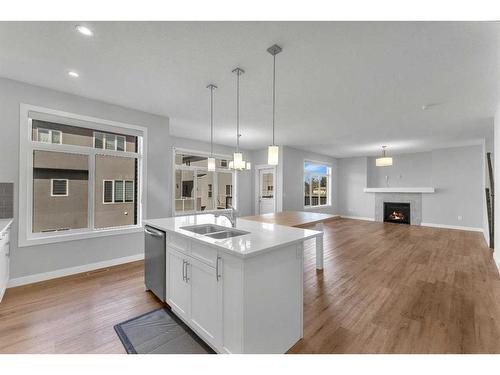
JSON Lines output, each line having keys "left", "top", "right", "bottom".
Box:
{"left": 1, "top": 218, "right": 499, "bottom": 353}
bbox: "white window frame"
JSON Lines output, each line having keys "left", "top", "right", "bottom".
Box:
{"left": 93, "top": 132, "right": 127, "bottom": 152}
{"left": 303, "top": 160, "right": 332, "bottom": 209}
{"left": 172, "top": 147, "right": 237, "bottom": 216}
{"left": 50, "top": 179, "right": 69, "bottom": 197}
{"left": 19, "top": 104, "right": 147, "bottom": 247}
{"left": 37, "top": 128, "right": 62, "bottom": 144}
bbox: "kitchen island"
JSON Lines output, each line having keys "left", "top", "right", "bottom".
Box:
{"left": 143, "top": 214, "right": 320, "bottom": 354}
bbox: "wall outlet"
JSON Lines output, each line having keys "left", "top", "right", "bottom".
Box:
{"left": 458, "top": 215, "right": 463, "bottom": 221}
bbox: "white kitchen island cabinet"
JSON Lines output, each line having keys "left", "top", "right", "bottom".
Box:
{"left": 144, "top": 215, "right": 319, "bottom": 354}
{"left": 0, "top": 219, "right": 13, "bottom": 303}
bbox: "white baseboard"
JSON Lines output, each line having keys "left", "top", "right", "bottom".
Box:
{"left": 420, "top": 222, "right": 484, "bottom": 232}
{"left": 340, "top": 215, "right": 375, "bottom": 221}
{"left": 7, "top": 253, "right": 144, "bottom": 288}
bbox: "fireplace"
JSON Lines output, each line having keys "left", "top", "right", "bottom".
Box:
{"left": 384, "top": 202, "right": 411, "bottom": 225}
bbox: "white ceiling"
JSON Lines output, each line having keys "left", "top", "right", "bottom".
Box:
{"left": 0, "top": 21, "right": 498, "bottom": 157}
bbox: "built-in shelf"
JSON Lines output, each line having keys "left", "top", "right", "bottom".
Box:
{"left": 363, "top": 187, "right": 435, "bottom": 193}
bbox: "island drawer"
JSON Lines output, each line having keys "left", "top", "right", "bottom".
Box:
{"left": 190, "top": 242, "right": 218, "bottom": 268}
{"left": 167, "top": 233, "right": 189, "bottom": 253}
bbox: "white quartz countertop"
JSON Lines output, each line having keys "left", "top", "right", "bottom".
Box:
{"left": 144, "top": 214, "right": 320, "bottom": 258}
{"left": 0, "top": 218, "right": 13, "bottom": 234}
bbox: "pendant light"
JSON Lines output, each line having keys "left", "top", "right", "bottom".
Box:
{"left": 231, "top": 67, "right": 251, "bottom": 171}
{"left": 376, "top": 146, "right": 393, "bottom": 167}
{"left": 267, "top": 44, "right": 282, "bottom": 166}
{"left": 207, "top": 84, "right": 217, "bottom": 171}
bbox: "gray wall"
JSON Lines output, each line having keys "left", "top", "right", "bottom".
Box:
{"left": 337, "top": 157, "right": 374, "bottom": 219}
{"left": 367, "top": 152, "right": 432, "bottom": 188}
{"left": 421, "top": 146, "right": 483, "bottom": 228}
{"left": 337, "top": 145, "right": 485, "bottom": 229}
{"left": 0, "top": 77, "right": 171, "bottom": 279}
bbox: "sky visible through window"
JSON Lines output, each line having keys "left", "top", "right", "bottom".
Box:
{"left": 304, "top": 162, "right": 328, "bottom": 174}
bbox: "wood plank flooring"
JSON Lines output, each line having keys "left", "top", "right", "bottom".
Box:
{"left": 1, "top": 218, "right": 499, "bottom": 353}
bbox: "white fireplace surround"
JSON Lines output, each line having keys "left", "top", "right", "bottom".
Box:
{"left": 364, "top": 187, "right": 435, "bottom": 193}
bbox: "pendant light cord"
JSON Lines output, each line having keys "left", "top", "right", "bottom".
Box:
{"left": 272, "top": 53, "right": 276, "bottom": 146}
{"left": 210, "top": 86, "right": 214, "bottom": 156}
{"left": 236, "top": 70, "right": 240, "bottom": 152}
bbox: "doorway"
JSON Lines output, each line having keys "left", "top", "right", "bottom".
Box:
{"left": 256, "top": 166, "right": 276, "bottom": 215}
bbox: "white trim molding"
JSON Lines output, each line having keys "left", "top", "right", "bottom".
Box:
{"left": 420, "top": 222, "right": 484, "bottom": 232}
{"left": 340, "top": 215, "right": 375, "bottom": 221}
{"left": 7, "top": 253, "right": 144, "bottom": 288}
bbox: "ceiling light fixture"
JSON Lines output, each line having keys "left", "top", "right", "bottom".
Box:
{"left": 230, "top": 67, "right": 251, "bottom": 171}
{"left": 267, "top": 44, "right": 282, "bottom": 166}
{"left": 75, "top": 25, "right": 93, "bottom": 36}
{"left": 68, "top": 71, "right": 79, "bottom": 78}
{"left": 376, "top": 146, "right": 393, "bottom": 167}
{"left": 207, "top": 83, "right": 217, "bottom": 172}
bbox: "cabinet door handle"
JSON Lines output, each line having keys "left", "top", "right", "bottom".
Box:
{"left": 185, "top": 261, "right": 190, "bottom": 282}
{"left": 216, "top": 256, "right": 222, "bottom": 281}
{"left": 182, "top": 260, "right": 186, "bottom": 281}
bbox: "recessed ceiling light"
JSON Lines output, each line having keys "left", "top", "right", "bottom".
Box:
{"left": 75, "top": 25, "right": 93, "bottom": 36}
{"left": 68, "top": 71, "right": 79, "bottom": 78}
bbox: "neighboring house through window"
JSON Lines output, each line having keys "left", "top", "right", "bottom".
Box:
{"left": 304, "top": 161, "right": 331, "bottom": 208}
{"left": 94, "top": 132, "right": 127, "bottom": 152}
{"left": 174, "top": 150, "right": 235, "bottom": 214}
{"left": 37, "top": 128, "right": 62, "bottom": 144}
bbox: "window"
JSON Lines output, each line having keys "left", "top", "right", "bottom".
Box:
{"left": 114, "top": 180, "right": 124, "bottom": 202}
{"left": 117, "top": 136, "right": 126, "bottom": 151}
{"left": 103, "top": 180, "right": 114, "bottom": 203}
{"left": 37, "top": 128, "right": 62, "bottom": 144}
{"left": 304, "top": 162, "right": 331, "bottom": 208}
{"left": 174, "top": 150, "right": 236, "bottom": 215}
{"left": 19, "top": 104, "right": 145, "bottom": 246}
{"left": 103, "top": 179, "right": 134, "bottom": 204}
{"left": 94, "top": 132, "right": 127, "bottom": 152}
{"left": 51, "top": 179, "right": 68, "bottom": 196}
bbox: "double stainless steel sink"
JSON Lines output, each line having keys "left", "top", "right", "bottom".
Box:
{"left": 180, "top": 224, "right": 249, "bottom": 239}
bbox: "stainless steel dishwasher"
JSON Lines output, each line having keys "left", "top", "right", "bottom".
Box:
{"left": 144, "top": 225, "right": 166, "bottom": 301}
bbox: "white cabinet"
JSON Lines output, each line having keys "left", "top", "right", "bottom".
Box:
{"left": 0, "top": 228, "right": 11, "bottom": 303}
{"left": 166, "top": 246, "right": 190, "bottom": 320}
{"left": 188, "top": 255, "right": 222, "bottom": 348}
{"left": 166, "top": 244, "right": 223, "bottom": 351}
{"left": 161, "top": 231, "right": 304, "bottom": 354}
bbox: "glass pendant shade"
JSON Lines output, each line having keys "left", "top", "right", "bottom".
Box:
{"left": 376, "top": 157, "right": 393, "bottom": 167}
{"left": 233, "top": 152, "right": 245, "bottom": 170}
{"left": 268, "top": 145, "right": 279, "bottom": 165}
{"left": 207, "top": 157, "right": 216, "bottom": 171}
{"left": 228, "top": 160, "right": 234, "bottom": 169}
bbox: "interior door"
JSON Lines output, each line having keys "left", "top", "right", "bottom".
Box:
{"left": 258, "top": 168, "right": 276, "bottom": 214}
{"left": 166, "top": 247, "right": 190, "bottom": 320}
{"left": 188, "top": 256, "right": 222, "bottom": 349}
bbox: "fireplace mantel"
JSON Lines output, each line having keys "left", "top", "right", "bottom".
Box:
{"left": 364, "top": 187, "right": 435, "bottom": 193}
